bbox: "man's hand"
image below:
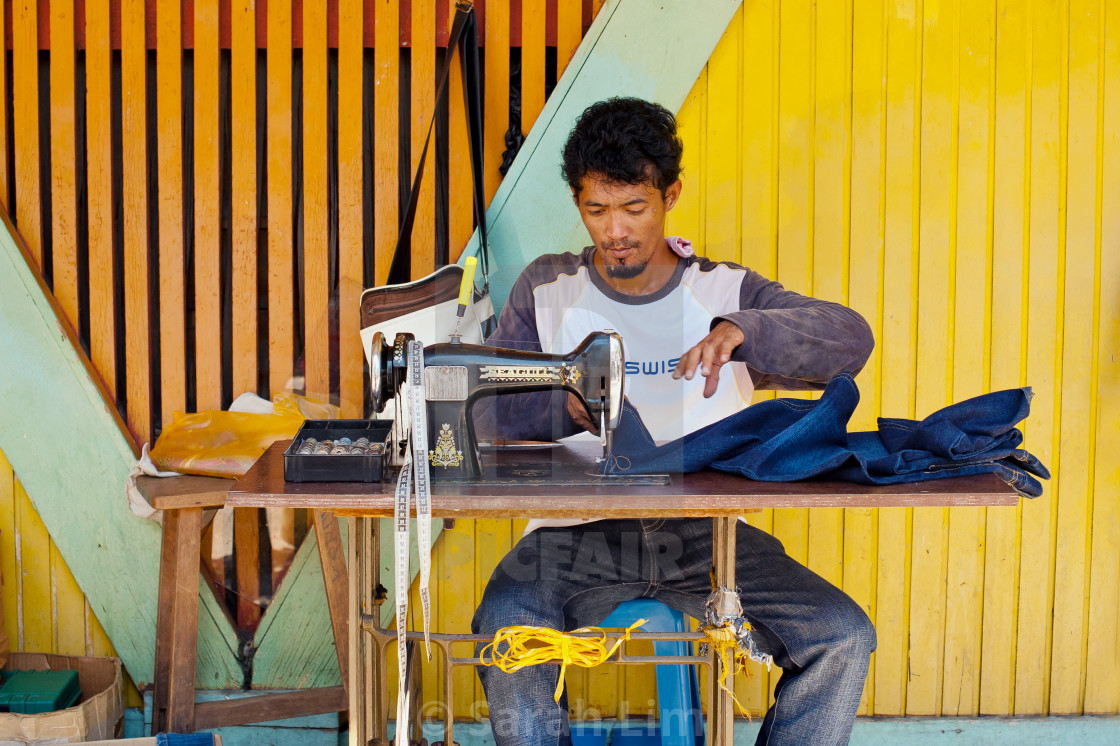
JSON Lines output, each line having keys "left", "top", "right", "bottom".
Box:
{"left": 567, "top": 393, "right": 600, "bottom": 434}
{"left": 673, "top": 320, "right": 745, "bottom": 398}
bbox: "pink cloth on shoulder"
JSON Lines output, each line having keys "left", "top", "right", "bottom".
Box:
{"left": 666, "top": 236, "right": 694, "bottom": 257}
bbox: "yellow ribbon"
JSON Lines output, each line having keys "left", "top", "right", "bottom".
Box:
{"left": 480, "top": 618, "right": 756, "bottom": 719}
{"left": 479, "top": 619, "right": 647, "bottom": 703}
{"left": 703, "top": 624, "right": 754, "bottom": 719}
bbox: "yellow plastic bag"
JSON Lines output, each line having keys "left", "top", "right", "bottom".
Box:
{"left": 149, "top": 393, "right": 340, "bottom": 477}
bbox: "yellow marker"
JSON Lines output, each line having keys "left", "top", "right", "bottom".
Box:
{"left": 457, "top": 256, "right": 478, "bottom": 309}
{"left": 450, "top": 256, "right": 478, "bottom": 341}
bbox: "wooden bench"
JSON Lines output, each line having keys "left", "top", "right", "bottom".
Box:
{"left": 135, "top": 475, "right": 350, "bottom": 734}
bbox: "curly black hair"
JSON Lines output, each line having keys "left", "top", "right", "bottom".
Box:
{"left": 561, "top": 97, "right": 684, "bottom": 196}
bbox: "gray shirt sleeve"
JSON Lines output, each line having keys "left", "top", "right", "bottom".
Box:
{"left": 715, "top": 268, "right": 875, "bottom": 391}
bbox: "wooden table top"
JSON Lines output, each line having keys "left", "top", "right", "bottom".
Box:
{"left": 135, "top": 474, "right": 235, "bottom": 510}
{"left": 226, "top": 440, "right": 1020, "bottom": 518}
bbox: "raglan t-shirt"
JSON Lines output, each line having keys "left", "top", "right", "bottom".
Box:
{"left": 479, "top": 239, "right": 875, "bottom": 533}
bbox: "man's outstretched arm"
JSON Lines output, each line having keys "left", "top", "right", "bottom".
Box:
{"left": 675, "top": 267, "right": 874, "bottom": 395}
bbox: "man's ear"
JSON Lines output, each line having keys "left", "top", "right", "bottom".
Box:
{"left": 570, "top": 187, "right": 580, "bottom": 205}
{"left": 663, "top": 179, "right": 683, "bottom": 211}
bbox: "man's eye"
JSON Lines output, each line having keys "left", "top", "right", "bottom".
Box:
{"left": 588, "top": 210, "right": 605, "bottom": 216}
{"left": 627, "top": 209, "right": 645, "bottom": 216}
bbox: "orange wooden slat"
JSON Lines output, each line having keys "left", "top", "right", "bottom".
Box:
{"left": 555, "top": 0, "right": 581, "bottom": 79}
{"left": 13, "top": 0, "right": 43, "bottom": 268}
{"left": 157, "top": 0, "right": 186, "bottom": 423}
{"left": 231, "top": 0, "right": 258, "bottom": 397}
{"left": 447, "top": 3, "right": 471, "bottom": 262}
{"left": 409, "top": 0, "right": 435, "bottom": 280}
{"left": 86, "top": 0, "right": 116, "bottom": 399}
{"left": 0, "top": 0, "right": 8, "bottom": 211}
{"left": 521, "top": 0, "right": 545, "bottom": 133}
{"left": 50, "top": 0, "right": 79, "bottom": 327}
{"left": 338, "top": 0, "right": 364, "bottom": 416}
{"left": 302, "top": 0, "right": 329, "bottom": 396}
{"left": 21, "top": 0, "right": 587, "bottom": 51}
{"left": 373, "top": 0, "right": 399, "bottom": 285}
{"left": 482, "top": 0, "right": 509, "bottom": 203}
{"left": 122, "top": 0, "right": 152, "bottom": 443}
{"left": 267, "top": 0, "right": 294, "bottom": 397}
{"left": 194, "top": 0, "right": 222, "bottom": 411}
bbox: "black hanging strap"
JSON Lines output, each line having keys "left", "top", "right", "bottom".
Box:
{"left": 387, "top": 2, "right": 490, "bottom": 285}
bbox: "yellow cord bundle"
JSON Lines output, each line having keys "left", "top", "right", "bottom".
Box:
{"left": 704, "top": 624, "right": 753, "bottom": 718}
{"left": 479, "top": 619, "right": 647, "bottom": 703}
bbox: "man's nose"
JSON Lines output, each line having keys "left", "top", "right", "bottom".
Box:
{"left": 605, "top": 212, "right": 628, "bottom": 240}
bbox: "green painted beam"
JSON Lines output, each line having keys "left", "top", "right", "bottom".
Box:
{"left": 251, "top": 515, "right": 445, "bottom": 687}
{"left": 0, "top": 211, "right": 243, "bottom": 687}
{"left": 251, "top": 521, "right": 345, "bottom": 688}
{"left": 460, "top": 0, "right": 742, "bottom": 311}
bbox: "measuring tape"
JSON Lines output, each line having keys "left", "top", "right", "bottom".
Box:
{"left": 393, "top": 338, "right": 435, "bottom": 745}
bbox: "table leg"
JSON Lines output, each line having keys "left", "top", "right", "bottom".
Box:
{"left": 314, "top": 510, "right": 350, "bottom": 694}
{"left": 443, "top": 645, "right": 454, "bottom": 746}
{"left": 152, "top": 507, "right": 203, "bottom": 734}
{"left": 408, "top": 642, "right": 424, "bottom": 745}
{"left": 366, "top": 517, "right": 382, "bottom": 743}
{"left": 348, "top": 517, "right": 366, "bottom": 746}
{"left": 151, "top": 509, "right": 179, "bottom": 733}
{"left": 710, "top": 517, "right": 737, "bottom": 745}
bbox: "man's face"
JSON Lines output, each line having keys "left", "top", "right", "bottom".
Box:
{"left": 573, "top": 174, "right": 681, "bottom": 280}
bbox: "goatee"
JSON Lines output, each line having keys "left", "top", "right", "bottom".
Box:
{"left": 603, "top": 260, "right": 648, "bottom": 279}
{"left": 600, "top": 240, "right": 646, "bottom": 279}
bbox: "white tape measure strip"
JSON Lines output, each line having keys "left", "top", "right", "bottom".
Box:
{"left": 408, "top": 340, "right": 434, "bottom": 659}
{"left": 393, "top": 339, "right": 436, "bottom": 746}
{"left": 393, "top": 427, "right": 413, "bottom": 743}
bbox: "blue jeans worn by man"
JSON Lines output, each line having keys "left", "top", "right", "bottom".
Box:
{"left": 473, "top": 518, "right": 876, "bottom": 746}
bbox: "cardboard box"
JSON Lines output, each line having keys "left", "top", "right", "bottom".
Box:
{"left": 0, "top": 653, "right": 123, "bottom": 744}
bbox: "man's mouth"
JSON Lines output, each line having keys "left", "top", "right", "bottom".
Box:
{"left": 602, "top": 242, "right": 639, "bottom": 261}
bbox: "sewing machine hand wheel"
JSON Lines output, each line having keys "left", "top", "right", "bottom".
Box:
{"left": 369, "top": 331, "right": 414, "bottom": 414}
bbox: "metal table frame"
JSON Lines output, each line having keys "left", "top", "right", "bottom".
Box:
{"left": 228, "top": 441, "right": 1019, "bottom": 746}
{"left": 344, "top": 514, "right": 727, "bottom": 746}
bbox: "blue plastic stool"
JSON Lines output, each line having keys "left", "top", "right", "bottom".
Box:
{"left": 570, "top": 599, "right": 704, "bottom": 746}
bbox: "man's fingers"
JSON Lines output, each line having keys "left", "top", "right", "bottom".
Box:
{"left": 675, "top": 323, "right": 742, "bottom": 390}
{"left": 699, "top": 344, "right": 727, "bottom": 398}
{"left": 703, "top": 364, "right": 722, "bottom": 398}
{"left": 699, "top": 342, "right": 719, "bottom": 377}
{"left": 673, "top": 348, "right": 701, "bottom": 380}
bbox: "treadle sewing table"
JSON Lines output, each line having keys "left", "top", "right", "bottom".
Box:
{"left": 228, "top": 440, "right": 1019, "bottom": 746}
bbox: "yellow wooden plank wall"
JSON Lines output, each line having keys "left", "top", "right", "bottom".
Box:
{"left": 0, "top": 446, "right": 140, "bottom": 706}
{"left": 399, "top": 0, "right": 1120, "bottom": 722}
{"left": 669, "top": 0, "right": 1117, "bottom": 719}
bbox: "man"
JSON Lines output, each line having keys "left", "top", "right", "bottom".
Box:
{"left": 472, "top": 97, "right": 876, "bottom": 746}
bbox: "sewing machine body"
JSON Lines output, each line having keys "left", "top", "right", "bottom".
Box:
{"left": 370, "top": 330, "right": 627, "bottom": 480}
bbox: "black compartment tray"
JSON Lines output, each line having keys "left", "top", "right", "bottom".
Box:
{"left": 283, "top": 419, "right": 393, "bottom": 482}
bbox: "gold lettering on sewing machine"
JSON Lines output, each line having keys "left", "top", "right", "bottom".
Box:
{"left": 429, "top": 424, "right": 464, "bottom": 468}
{"left": 479, "top": 365, "right": 561, "bottom": 382}
{"left": 425, "top": 365, "right": 469, "bottom": 401}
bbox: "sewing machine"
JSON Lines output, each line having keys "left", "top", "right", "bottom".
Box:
{"left": 368, "top": 330, "right": 632, "bottom": 482}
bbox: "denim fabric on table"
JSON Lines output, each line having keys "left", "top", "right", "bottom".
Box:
{"left": 603, "top": 372, "right": 1050, "bottom": 497}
